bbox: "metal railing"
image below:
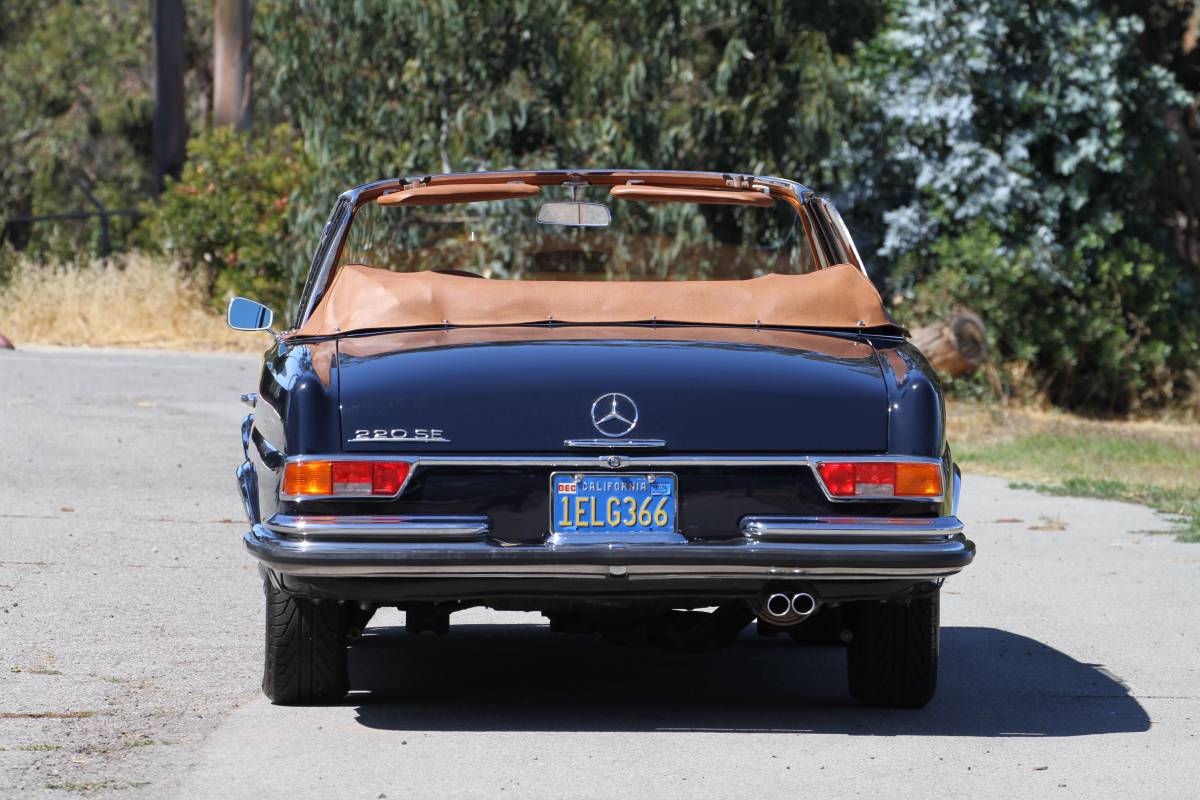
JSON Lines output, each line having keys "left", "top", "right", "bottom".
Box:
{"left": 2, "top": 177, "right": 141, "bottom": 259}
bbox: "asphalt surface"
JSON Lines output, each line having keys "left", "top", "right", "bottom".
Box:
{"left": 1, "top": 346, "right": 1198, "bottom": 799}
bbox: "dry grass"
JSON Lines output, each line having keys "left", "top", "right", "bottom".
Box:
{"left": 0, "top": 255, "right": 260, "bottom": 352}
{"left": 950, "top": 400, "right": 1200, "bottom": 494}
{"left": 950, "top": 401, "right": 1200, "bottom": 540}
{"left": 950, "top": 401, "right": 1200, "bottom": 455}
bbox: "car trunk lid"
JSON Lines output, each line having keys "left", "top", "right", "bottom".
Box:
{"left": 335, "top": 325, "right": 888, "bottom": 453}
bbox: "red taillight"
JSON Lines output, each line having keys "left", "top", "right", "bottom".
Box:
{"left": 283, "top": 460, "right": 412, "bottom": 498}
{"left": 371, "top": 462, "right": 410, "bottom": 495}
{"left": 817, "top": 462, "right": 856, "bottom": 496}
{"left": 816, "top": 461, "right": 941, "bottom": 498}
{"left": 331, "top": 461, "right": 372, "bottom": 494}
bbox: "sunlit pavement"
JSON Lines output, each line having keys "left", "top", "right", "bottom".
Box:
{"left": 2, "top": 348, "right": 1197, "bottom": 799}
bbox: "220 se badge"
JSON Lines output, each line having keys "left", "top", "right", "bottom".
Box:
{"left": 350, "top": 428, "right": 449, "bottom": 442}
{"left": 227, "top": 168, "right": 975, "bottom": 709}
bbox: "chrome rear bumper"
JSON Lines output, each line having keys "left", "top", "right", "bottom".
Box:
{"left": 245, "top": 513, "right": 973, "bottom": 580}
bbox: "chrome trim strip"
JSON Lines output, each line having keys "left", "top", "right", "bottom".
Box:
{"left": 818, "top": 199, "right": 868, "bottom": 276}
{"left": 286, "top": 453, "right": 941, "bottom": 468}
{"left": 563, "top": 438, "right": 667, "bottom": 449}
{"left": 236, "top": 461, "right": 259, "bottom": 525}
{"left": 952, "top": 465, "right": 962, "bottom": 517}
{"left": 281, "top": 453, "right": 945, "bottom": 504}
{"left": 265, "top": 514, "right": 489, "bottom": 540}
{"left": 245, "top": 525, "right": 972, "bottom": 580}
{"left": 240, "top": 414, "right": 253, "bottom": 460}
{"left": 741, "top": 515, "right": 961, "bottom": 542}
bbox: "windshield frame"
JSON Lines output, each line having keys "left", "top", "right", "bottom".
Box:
{"left": 292, "top": 170, "right": 864, "bottom": 330}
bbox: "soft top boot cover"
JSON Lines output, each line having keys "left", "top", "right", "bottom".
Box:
{"left": 293, "top": 262, "right": 894, "bottom": 336}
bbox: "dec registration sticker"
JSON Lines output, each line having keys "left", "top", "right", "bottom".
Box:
{"left": 551, "top": 473, "right": 678, "bottom": 535}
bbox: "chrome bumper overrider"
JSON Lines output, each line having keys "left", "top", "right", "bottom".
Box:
{"left": 245, "top": 513, "right": 973, "bottom": 580}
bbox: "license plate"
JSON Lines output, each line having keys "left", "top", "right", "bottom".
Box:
{"left": 550, "top": 472, "right": 678, "bottom": 535}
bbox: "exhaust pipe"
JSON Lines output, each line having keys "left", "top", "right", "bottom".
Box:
{"left": 765, "top": 593, "right": 792, "bottom": 618}
{"left": 790, "top": 593, "right": 817, "bottom": 618}
{"left": 755, "top": 589, "right": 821, "bottom": 626}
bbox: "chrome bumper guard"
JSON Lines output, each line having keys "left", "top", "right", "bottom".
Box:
{"left": 245, "top": 513, "right": 973, "bottom": 580}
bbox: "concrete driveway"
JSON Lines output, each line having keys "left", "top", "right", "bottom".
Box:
{"left": 1, "top": 347, "right": 1197, "bottom": 799}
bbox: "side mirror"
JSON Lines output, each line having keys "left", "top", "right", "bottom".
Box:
{"left": 227, "top": 296, "right": 275, "bottom": 332}
{"left": 536, "top": 201, "right": 611, "bottom": 227}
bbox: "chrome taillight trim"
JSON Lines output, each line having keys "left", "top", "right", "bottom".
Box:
{"left": 278, "top": 458, "right": 418, "bottom": 502}
{"left": 808, "top": 457, "right": 946, "bottom": 504}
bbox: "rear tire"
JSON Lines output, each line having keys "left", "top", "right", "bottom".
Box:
{"left": 262, "top": 576, "right": 349, "bottom": 705}
{"left": 846, "top": 589, "right": 939, "bottom": 708}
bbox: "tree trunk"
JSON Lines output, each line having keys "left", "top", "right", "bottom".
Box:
{"left": 213, "top": 0, "right": 253, "bottom": 131}
{"left": 911, "top": 309, "right": 988, "bottom": 378}
{"left": 152, "top": 0, "right": 187, "bottom": 194}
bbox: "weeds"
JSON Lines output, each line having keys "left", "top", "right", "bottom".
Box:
{"left": 0, "top": 254, "right": 260, "bottom": 351}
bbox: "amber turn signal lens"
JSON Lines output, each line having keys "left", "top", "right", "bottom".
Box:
{"left": 282, "top": 460, "right": 332, "bottom": 496}
{"left": 895, "top": 462, "right": 942, "bottom": 497}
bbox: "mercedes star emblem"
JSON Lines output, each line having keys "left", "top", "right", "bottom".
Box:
{"left": 590, "top": 393, "right": 638, "bottom": 437}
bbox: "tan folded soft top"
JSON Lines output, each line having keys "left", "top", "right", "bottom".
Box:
{"left": 292, "top": 263, "right": 894, "bottom": 337}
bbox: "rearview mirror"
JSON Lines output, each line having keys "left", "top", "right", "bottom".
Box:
{"left": 227, "top": 296, "right": 275, "bottom": 332}
{"left": 536, "top": 201, "right": 611, "bottom": 227}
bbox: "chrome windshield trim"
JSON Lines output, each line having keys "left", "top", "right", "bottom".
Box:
{"left": 265, "top": 514, "right": 488, "bottom": 541}
{"left": 294, "top": 170, "right": 820, "bottom": 327}
{"left": 563, "top": 438, "right": 667, "bottom": 449}
{"left": 741, "top": 515, "right": 962, "bottom": 542}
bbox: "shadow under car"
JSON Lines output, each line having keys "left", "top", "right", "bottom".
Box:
{"left": 347, "top": 624, "right": 1150, "bottom": 737}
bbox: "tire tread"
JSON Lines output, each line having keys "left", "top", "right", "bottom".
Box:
{"left": 846, "top": 590, "right": 939, "bottom": 708}
{"left": 262, "top": 577, "right": 348, "bottom": 705}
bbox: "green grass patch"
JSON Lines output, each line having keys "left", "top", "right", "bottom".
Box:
{"left": 958, "top": 432, "right": 1200, "bottom": 542}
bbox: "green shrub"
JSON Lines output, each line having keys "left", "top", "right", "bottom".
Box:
{"left": 895, "top": 222, "right": 1200, "bottom": 413}
{"left": 136, "top": 125, "right": 311, "bottom": 312}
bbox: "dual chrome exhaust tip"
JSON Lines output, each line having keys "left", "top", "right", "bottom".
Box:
{"left": 761, "top": 591, "right": 819, "bottom": 625}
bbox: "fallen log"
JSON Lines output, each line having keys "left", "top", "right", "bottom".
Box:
{"left": 910, "top": 309, "right": 987, "bottom": 377}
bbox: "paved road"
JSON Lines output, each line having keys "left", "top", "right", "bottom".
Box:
{"left": 2, "top": 347, "right": 1198, "bottom": 799}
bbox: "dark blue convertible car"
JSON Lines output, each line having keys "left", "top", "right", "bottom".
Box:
{"left": 228, "top": 169, "right": 974, "bottom": 708}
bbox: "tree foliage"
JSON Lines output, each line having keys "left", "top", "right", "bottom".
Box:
{"left": 0, "top": 0, "right": 215, "bottom": 262}
{"left": 256, "top": 0, "right": 880, "bottom": 249}
{"left": 136, "top": 125, "right": 311, "bottom": 310}
{"left": 0, "top": 1, "right": 153, "bottom": 260}
{"left": 833, "top": 0, "right": 1199, "bottom": 411}
{"left": 3, "top": 0, "right": 1198, "bottom": 412}
{"left": 836, "top": 0, "right": 1188, "bottom": 264}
